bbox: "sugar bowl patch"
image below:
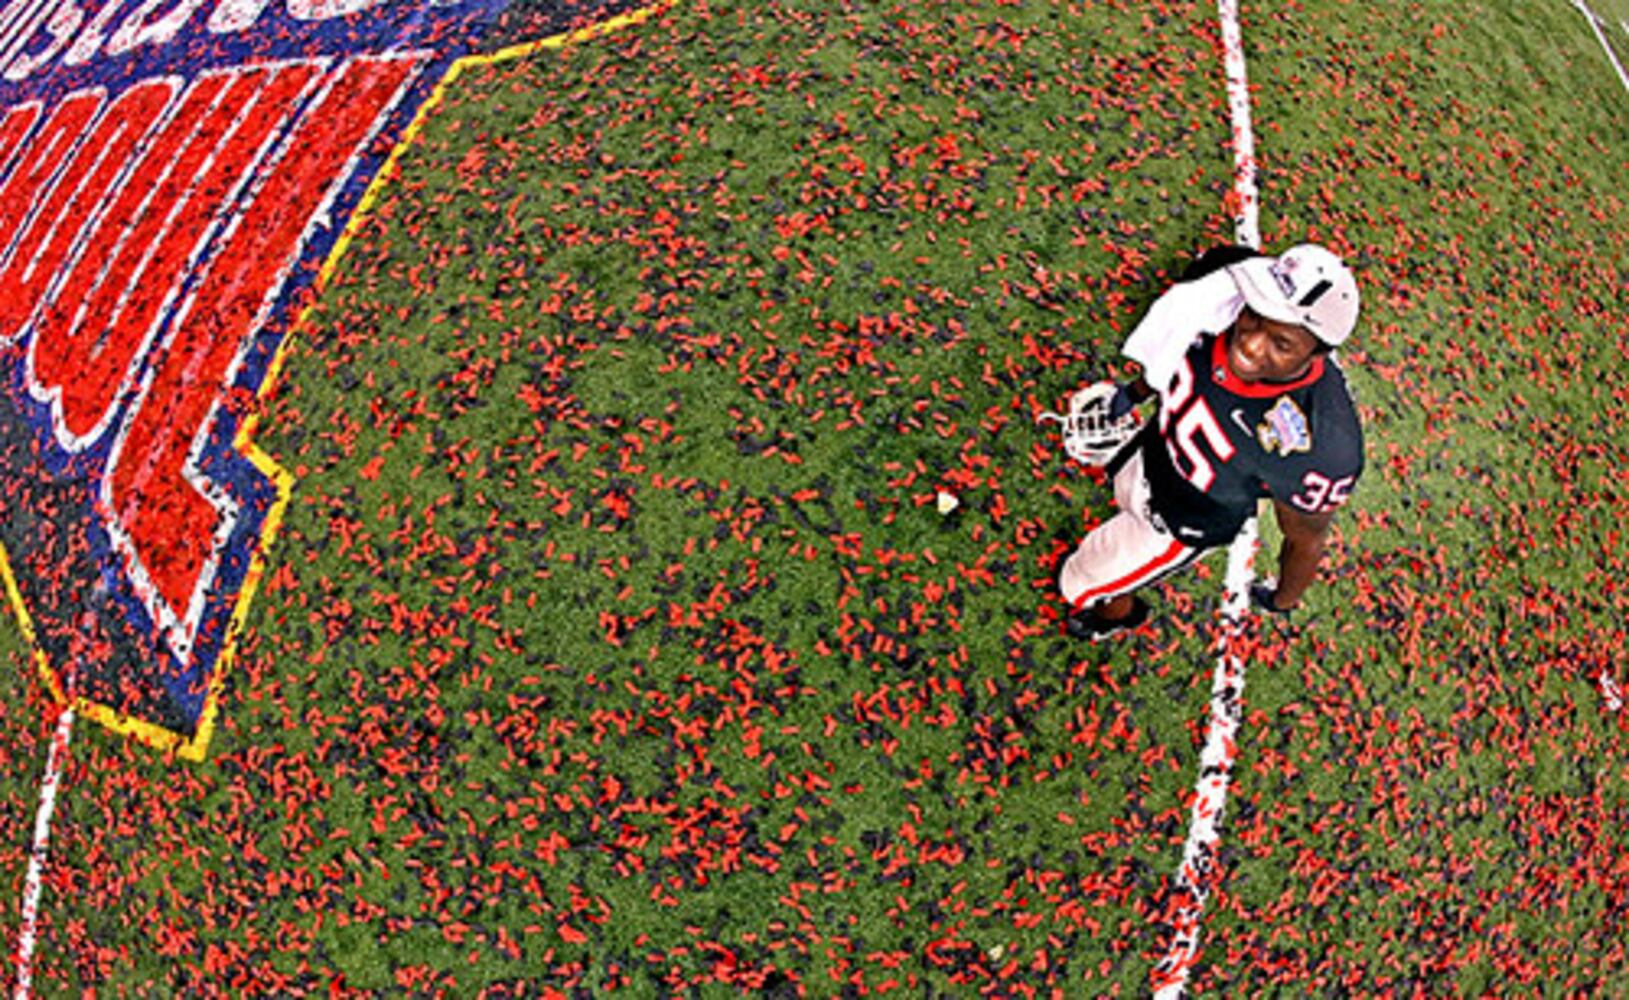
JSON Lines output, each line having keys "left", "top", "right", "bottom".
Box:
{"left": 1258, "top": 397, "right": 1312, "bottom": 455}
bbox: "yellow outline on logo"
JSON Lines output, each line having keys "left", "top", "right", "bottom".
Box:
{"left": 0, "top": 1, "right": 672, "bottom": 762}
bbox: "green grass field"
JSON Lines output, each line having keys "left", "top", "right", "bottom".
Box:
{"left": 2, "top": 0, "right": 1626, "bottom": 994}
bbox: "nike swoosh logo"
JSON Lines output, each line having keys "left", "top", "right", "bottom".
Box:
{"left": 1230, "top": 409, "right": 1253, "bottom": 436}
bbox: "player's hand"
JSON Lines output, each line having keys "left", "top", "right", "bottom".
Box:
{"left": 1250, "top": 579, "right": 1295, "bottom": 616}
{"left": 1107, "top": 382, "right": 1137, "bottom": 420}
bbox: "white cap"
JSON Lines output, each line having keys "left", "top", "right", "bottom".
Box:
{"left": 1226, "top": 244, "right": 1360, "bottom": 347}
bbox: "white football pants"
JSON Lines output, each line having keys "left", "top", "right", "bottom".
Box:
{"left": 1058, "top": 450, "right": 1210, "bottom": 611}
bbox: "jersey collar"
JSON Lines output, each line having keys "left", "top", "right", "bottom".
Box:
{"left": 1210, "top": 333, "right": 1325, "bottom": 399}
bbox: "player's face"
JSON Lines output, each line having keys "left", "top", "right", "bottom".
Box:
{"left": 1227, "top": 310, "right": 1321, "bottom": 384}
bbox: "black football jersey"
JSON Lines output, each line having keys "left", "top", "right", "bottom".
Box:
{"left": 1137, "top": 332, "right": 1364, "bottom": 547}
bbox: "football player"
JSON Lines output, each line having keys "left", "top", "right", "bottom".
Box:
{"left": 1057, "top": 243, "right": 1364, "bottom": 639}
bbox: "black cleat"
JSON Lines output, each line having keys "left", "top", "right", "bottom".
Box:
{"left": 1065, "top": 596, "right": 1151, "bottom": 641}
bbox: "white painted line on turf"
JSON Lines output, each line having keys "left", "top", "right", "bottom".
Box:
{"left": 1571, "top": 0, "right": 1629, "bottom": 93}
{"left": 14, "top": 707, "right": 74, "bottom": 1000}
{"left": 1151, "top": 607, "right": 1251, "bottom": 997}
{"left": 1217, "top": 0, "right": 1261, "bottom": 250}
{"left": 1151, "top": 0, "right": 1260, "bottom": 996}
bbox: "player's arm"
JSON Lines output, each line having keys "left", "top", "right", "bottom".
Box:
{"left": 1264, "top": 499, "right": 1336, "bottom": 611}
{"left": 1107, "top": 374, "right": 1155, "bottom": 417}
{"left": 1122, "top": 375, "right": 1155, "bottom": 405}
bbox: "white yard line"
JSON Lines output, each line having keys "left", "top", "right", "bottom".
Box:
{"left": 14, "top": 707, "right": 75, "bottom": 1000}
{"left": 1150, "top": 1, "right": 1260, "bottom": 995}
{"left": 1217, "top": 0, "right": 1261, "bottom": 251}
{"left": 1570, "top": 0, "right": 1629, "bottom": 94}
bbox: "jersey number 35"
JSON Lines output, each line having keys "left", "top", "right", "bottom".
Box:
{"left": 1289, "top": 470, "right": 1354, "bottom": 514}
{"left": 1160, "top": 358, "right": 1235, "bottom": 493}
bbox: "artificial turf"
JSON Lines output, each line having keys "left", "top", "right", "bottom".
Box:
{"left": 1, "top": 0, "right": 1625, "bottom": 994}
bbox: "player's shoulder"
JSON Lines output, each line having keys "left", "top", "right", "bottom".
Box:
{"left": 1311, "top": 354, "right": 1362, "bottom": 424}
{"left": 1305, "top": 354, "right": 1364, "bottom": 464}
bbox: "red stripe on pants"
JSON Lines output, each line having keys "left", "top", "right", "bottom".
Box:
{"left": 1073, "top": 537, "right": 1191, "bottom": 609}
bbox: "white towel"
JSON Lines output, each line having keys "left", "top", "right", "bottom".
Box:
{"left": 1120, "top": 270, "right": 1244, "bottom": 390}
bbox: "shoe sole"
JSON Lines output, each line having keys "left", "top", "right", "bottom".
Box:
{"left": 1066, "top": 598, "right": 1150, "bottom": 641}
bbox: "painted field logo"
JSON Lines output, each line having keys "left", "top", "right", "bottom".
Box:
{"left": 0, "top": 0, "right": 651, "bottom": 757}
